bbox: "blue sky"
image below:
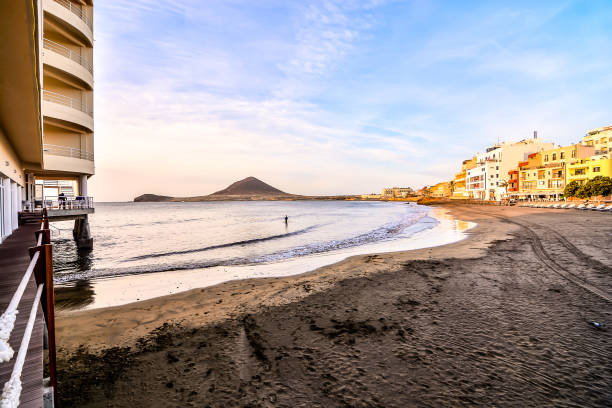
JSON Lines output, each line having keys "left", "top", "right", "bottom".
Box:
{"left": 90, "top": 0, "right": 612, "bottom": 200}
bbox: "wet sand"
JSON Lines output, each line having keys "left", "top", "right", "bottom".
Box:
{"left": 55, "top": 204, "right": 612, "bottom": 407}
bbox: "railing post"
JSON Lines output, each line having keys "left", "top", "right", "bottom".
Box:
{"left": 43, "top": 208, "right": 49, "bottom": 230}
{"left": 43, "top": 243, "right": 58, "bottom": 406}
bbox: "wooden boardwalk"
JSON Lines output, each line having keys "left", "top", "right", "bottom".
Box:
{"left": 0, "top": 224, "right": 44, "bottom": 407}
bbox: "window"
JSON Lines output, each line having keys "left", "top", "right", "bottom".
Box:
{"left": 571, "top": 150, "right": 576, "bottom": 158}
{"left": 552, "top": 153, "right": 556, "bottom": 160}
{"left": 544, "top": 155, "right": 549, "bottom": 161}
{"left": 560, "top": 152, "right": 565, "bottom": 159}
{"left": 496, "top": 174, "right": 498, "bottom": 178}
{"left": 496, "top": 166, "right": 499, "bottom": 170}
{"left": 575, "top": 169, "right": 585, "bottom": 175}
{"left": 593, "top": 167, "right": 601, "bottom": 172}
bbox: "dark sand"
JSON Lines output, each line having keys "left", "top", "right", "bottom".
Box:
{"left": 55, "top": 205, "right": 612, "bottom": 407}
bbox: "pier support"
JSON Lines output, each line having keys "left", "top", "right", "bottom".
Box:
{"left": 73, "top": 215, "right": 93, "bottom": 249}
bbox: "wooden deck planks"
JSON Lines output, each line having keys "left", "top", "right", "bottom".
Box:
{"left": 0, "top": 224, "right": 44, "bottom": 407}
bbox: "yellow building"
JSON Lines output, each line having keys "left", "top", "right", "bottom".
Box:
{"left": 451, "top": 157, "right": 476, "bottom": 199}
{"left": 567, "top": 157, "right": 612, "bottom": 186}
{"left": 430, "top": 181, "right": 452, "bottom": 198}
{"left": 582, "top": 126, "right": 611, "bottom": 157}
{"left": 517, "top": 144, "right": 594, "bottom": 199}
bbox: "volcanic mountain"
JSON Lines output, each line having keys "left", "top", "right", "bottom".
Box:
{"left": 210, "top": 176, "right": 290, "bottom": 196}
{"left": 134, "top": 177, "right": 299, "bottom": 202}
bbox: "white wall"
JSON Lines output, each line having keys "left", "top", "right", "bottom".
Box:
{"left": 0, "top": 176, "right": 25, "bottom": 242}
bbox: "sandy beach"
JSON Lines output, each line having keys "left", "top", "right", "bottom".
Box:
{"left": 55, "top": 204, "right": 612, "bottom": 407}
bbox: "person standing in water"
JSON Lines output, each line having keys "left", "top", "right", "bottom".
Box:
{"left": 284, "top": 215, "right": 288, "bottom": 225}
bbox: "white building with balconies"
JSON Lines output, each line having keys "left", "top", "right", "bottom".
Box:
{"left": 466, "top": 137, "right": 553, "bottom": 201}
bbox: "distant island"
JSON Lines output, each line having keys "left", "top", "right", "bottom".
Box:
{"left": 134, "top": 176, "right": 358, "bottom": 202}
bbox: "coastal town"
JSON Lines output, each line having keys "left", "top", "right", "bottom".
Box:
{"left": 1, "top": 1, "right": 611, "bottom": 407}
{"left": 375, "top": 125, "right": 612, "bottom": 203}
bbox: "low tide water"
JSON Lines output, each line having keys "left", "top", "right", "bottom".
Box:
{"left": 51, "top": 201, "right": 473, "bottom": 309}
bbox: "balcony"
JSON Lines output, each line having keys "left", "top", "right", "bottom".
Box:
{"left": 42, "top": 89, "right": 93, "bottom": 131}
{"left": 43, "top": 38, "right": 93, "bottom": 89}
{"left": 43, "top": 144, "right": 93, "bottom": 161}
{"left": 43, "top": 144, "right": 95, "bottom": 175}
{"left": 44, "top": 0, "right": 93, "bottom": 46}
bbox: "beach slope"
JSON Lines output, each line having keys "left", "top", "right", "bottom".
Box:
{"left": 55, "top": 205, "right": 612, "bottom": 407}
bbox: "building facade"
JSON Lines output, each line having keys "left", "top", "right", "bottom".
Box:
{"left": 582, "top": 126, "right": 611, "bottom": 158}
{"left": 466, "top": 138, "right": 552, "bottom": 201}
{"left": 32, "top": 0, "right": 95, "bottom": 202}
{"left": 514, "top": 144, "right": 594, "bottom": 199}
{"left": 381, "top": 187, "right": 414, "bottom": 199}
{"left": 451, "top": 157, "right": 476, "bottom": 199}
{"left": 0, "top": 0, "right": 95, "bottom": 244}
{"left": 430, "top": 181, "right": 451, "bottom": 198}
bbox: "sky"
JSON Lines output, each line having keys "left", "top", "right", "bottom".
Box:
{"left": 90, "top": 0, "right": 612, "bottom": 201}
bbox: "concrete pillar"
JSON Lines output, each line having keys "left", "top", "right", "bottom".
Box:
{"left": 79, "top": 175, "right": 88, "bottom": 197}
{"left": 73, "top": 215, "right": 93, "bottom": 249}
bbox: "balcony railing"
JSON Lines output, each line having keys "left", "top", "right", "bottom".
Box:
{"left": 22, "top": 197, "right": 94, "bottom": 211}
{"left": 42, "top": 89, "right": 92, "bottom": 116}
{"left": 53, "top": 0, "right": 92, "bottom": 30}
{"left": 43, "top": 144, "right": 94, "bottom": 161}
{"left": 43, "top": 38, "right": 92, "bottom": 73}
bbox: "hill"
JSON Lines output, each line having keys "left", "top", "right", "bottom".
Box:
{"left": 133, "top": 194, "right": 172, "bottom": 202}
{"left": 133, "top": 177, "right": 298, "bottom": 202}
{"left": 210, "top": 176, "right": 290, "bottom": 196}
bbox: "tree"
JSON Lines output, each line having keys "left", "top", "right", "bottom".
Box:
{"left": 564, "top": 180, "right": 581, "bottom": 197}
{"left": 575, "top": 185, "right": 591, "bottom": 199}
{"left": 584, "top": 176, "right": 612, "bottom": 197}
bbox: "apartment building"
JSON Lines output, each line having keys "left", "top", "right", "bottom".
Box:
{"left": 381, "top": 187, "right": 414, "bottom": 199}
{"left": 430, "top": 181, "right": 451, "bottom": 198}
{"left": 567, "top": 157, "right": 612, "bottom": 186}
{"left": 33, "top": 0, "right": 95, "bottom": 202}
{"left": 451, "top": 157, "right": 475, "bottom": 199}
{"left": 466, "top": 138, "right": 552, "bottom": 200}
{"left": 582, "top": 126, "right": 611, "bottom": 158}
{"left": 514, "top": 144, "right": 594, "bottom": 199}
{"left": 1, "top": 0, "right": 95, "bottom": 245}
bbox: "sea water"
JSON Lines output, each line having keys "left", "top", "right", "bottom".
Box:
{"left": 51, "top": 201, "right": 472, "bottom": 309}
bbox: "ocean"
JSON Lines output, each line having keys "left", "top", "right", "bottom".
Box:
{"left": 51, "top": 201, "right": 472, "bottom": 309}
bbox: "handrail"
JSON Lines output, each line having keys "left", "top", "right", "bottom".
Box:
{"left": 0, "top": 251, "right": 40, "bottom": 363}
{"left": 42, "top": 89, "right": 92, "bottom": 116}
{"left": 53, "top": 0, "right": 92, "bottom": 30}
{"left": 43, "top": 143, "right": 94, "bottom": 161}
{"left": 0, "top": 210, "right": 58, "bottom": 406}
{"left": 0, "top": 285, "right": 44, "bottom": 407}
{"left": 43, "top": 38, "right": 93, "bottom": 73}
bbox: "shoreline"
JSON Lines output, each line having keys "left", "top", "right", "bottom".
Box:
{"left": 55, "top": 204, "right": 471, "bottom": 311}
{"left": 55, "top": 204, "right": 496, "bottom": 350}
{"left": 55, "top": 204, "right": 612, "bottom": 407}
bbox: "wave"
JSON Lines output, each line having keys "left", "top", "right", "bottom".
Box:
{"left": 123, "top": 224, "right": 322, "bottom": 261}
{"left": 54, "top": 211, "right": 436, "bottom": 283}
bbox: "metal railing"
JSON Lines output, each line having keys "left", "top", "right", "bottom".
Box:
{"left": 43, "top": 38, "right": 93, "bottom": 73}
{"left": 0, "top": 210, "right": 58, "bottom": 407}
{"left": 24, "top": 196, "right": 94, "bottom": 211}
{"left": 42, "top": 89, "right": 92, "bottom": 116}
{"left": 43, "top": 144, "right": 94, "bottom": 161}
{"left": 53, "top": 0, "right": 92, "bottom": 30}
